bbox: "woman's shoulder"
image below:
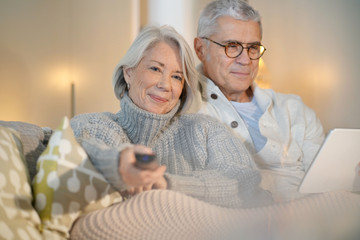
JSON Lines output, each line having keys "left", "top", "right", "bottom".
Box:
{"left": 72, "top": 112, "right": 117, "bottom": 123}
{"left": 70, "top": 112, "right": 126, "bottom": 139}
{"left": 178, "top": 113, "right": 227, "bottom": 130}
{"left": 70, "top": 112, "right": 121, "bottom": 130}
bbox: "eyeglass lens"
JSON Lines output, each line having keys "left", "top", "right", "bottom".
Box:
{"left": 225, "top": 43, "right": 265, "bottom": 60}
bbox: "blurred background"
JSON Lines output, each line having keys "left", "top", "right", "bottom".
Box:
{"left": 0, "top": 0, "right": 359, "bottom": 133}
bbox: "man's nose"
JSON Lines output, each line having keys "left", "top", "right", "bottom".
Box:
{"left": 235, "top": 49, "right": 251, "bottom": 65}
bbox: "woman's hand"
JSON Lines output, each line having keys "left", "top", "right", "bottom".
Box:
{"left": 118, "top": 145, "right": 167, "bottom": 196}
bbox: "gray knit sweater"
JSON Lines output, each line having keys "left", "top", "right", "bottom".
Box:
{"left": 70, "top": 94, "right": 272, "bottom": 208}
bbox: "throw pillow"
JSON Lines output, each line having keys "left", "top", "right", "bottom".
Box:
{"left": 32, "top": 117, "right": 122, "bottom": 238}
{"left": 0, "top": 126, "right": 42, "bottom": 240}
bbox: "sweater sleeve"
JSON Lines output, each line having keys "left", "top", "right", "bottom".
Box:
{"left": 302, "top": 105, "right": 325, "bottom": 171}
{"left": 70, "top": 113, "right": 132, "bottom": 192}
{"left": 164, "top": 118, "right": 273, "bottom": 208}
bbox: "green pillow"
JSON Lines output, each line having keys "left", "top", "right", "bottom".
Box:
{"left": 0, "top": 126, "right": 42, "bottom": 240}
{"left": 32, "top": 117, "right": 122, "bottom": 238}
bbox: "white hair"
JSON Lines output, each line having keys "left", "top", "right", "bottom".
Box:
{"left": 112, "top": 25, "right": 199, "bottom": 113}
{"left": 197, "top": 0, "right": 262, "bottom": 38}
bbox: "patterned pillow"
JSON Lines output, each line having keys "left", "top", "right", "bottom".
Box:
{"left": 32, "top": 117, "right": 122, "bottom": 238}
{"left": 0, "top": 126, "right": 42, "bottom": 240}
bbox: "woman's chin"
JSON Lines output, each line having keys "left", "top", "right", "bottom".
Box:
{"left": 144, "top": 105, "right": 166, "bottom": 114}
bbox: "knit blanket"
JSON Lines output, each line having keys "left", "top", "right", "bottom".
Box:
{"left": 70, "top": 189, "right": 360, "bottom": 240}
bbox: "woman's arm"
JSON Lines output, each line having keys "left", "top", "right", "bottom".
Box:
{"left": 70, "top": 113, "right": 165, "bottom": 193}
{"left": 162, "top": 117, "right": 273, "bottom": 208}
{"left": 70, "top": 112, "right": 129, "bottom": 192}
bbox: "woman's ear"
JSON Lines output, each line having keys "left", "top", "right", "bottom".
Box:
{"left": 194, "top": 37, "right": 206, "bottom": 62}
{"left": 123, "top": 67, "right": 133, "bottom": 84}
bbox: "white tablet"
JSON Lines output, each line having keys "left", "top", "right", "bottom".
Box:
{"left": 298, "top": 128, "right": 360, "bottom": 193}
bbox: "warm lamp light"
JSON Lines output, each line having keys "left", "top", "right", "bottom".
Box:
{"left": 255, "top": 58, "right": 271, "bottom": 89}
{"left": 49, "top": 67, "right": 70, "bottom": 90}
{"left": 48, "top": 66, "right": 79, "bottom": 118}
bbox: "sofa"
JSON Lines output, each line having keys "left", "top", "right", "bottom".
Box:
{"left": 1, "top": 119, "right": 360, "bottom": 240}
{"left": 0, "top": 118, "right": 122, "bottom": 239}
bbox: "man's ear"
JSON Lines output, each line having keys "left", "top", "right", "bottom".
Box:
{"left": 194, "top": 37, "right": 206, "bottom": 62}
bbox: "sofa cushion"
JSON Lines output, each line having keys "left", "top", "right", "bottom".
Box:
{"left": 0, "top": 121, "right": 52, "bottom": 181}
{"left": 0, "top": 126, "right": 43, "bottom": 239}
{"left": 32, "top": 117, "right": 122, "bottom": 238}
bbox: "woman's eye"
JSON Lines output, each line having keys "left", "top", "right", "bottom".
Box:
{"left": 150, "top": 66, "right": 160, "bottom": 72}
{"left": 173, "top": 75, "right": 183, "bottom": 81}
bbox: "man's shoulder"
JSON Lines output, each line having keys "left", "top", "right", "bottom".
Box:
{"left": 257, "top": 87, "right": 318, "bottom": 119}
{"left": 257, "top": 87, "right": 304, "bottom": 106}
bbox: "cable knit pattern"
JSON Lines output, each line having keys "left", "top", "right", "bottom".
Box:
{"left": 70, "top": 94, "right": 272, "bottom": 208}
{"left": 70, "top": 190, "right": 360, "bottom": 240}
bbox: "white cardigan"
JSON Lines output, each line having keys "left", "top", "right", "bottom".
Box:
{"left": 195, "top": 73, "right": 325, "bottom": 202}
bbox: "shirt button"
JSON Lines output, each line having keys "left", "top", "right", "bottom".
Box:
{"left": 231, "top": 121, "right": 238, "bottom": 128}
{"left": 210, "top": 93, "right": 218, "bottom": 99}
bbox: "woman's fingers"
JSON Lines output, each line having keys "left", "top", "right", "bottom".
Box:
{"left": 126, "top": 188, "right": 135, "bottom": 195}
{"left": 126, "top": 184, "right": 153, "bottom": 196}
{"left": 120, "top": 158, "right": 163, "bottom": 187}
{"left": 142, "top": 184, "right": 153, "bottom": 191}
{"left": 135, "top": 166, "right": 166, "bottom": 186}
{"left": 133, "top": 145, "right": 154, "bottom": 155}
{"left": 124, "top": 167, "right": 167, "bottom": 194}
{"left": 152, "top": 176, "right": 168, "bottom": 190}
{"left": 119, "top": 145, "right": 166, "bottom": 195}
{"left": 151, "top": 165, "right": 167, "bottom": 179}
{"left": 134, "top": 187, "right": 143, "bottom": 194}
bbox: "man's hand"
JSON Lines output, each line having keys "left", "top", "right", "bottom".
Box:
{"left": 118, "top": 145, "right": 167, "bottom": 196}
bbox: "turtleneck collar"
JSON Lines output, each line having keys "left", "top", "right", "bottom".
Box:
{"left": 117, "top": 93, "right": 180, "bottom": 147}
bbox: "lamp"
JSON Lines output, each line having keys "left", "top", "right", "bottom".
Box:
{"left": 255, "top": 58, "right": 271, "bottom": 89}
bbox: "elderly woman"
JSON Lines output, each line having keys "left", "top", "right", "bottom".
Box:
{"left": 70, "top": 25, "right": 271, "bottom": 208}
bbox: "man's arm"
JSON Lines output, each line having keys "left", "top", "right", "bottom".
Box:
{"left": 302, "top": 105, "right": 325, "bottom": 171}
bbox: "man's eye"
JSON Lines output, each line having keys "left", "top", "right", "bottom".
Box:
{"left": 249, "top": 45, "right": 260, "bottom": 51}
{"left": 227, "top": 43, "right": 239, "bottom": 49}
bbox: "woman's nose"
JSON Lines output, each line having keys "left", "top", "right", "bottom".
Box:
{"left": 156, "top": 75, "right": 171, "bottom": 91}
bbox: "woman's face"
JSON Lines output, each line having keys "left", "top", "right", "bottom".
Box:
{"left": 124, "top": 41, "right": 185, "bottom": 114}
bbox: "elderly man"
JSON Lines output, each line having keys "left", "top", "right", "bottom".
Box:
{"left": 193, "top": 0, "right": 324, "bottom": 202}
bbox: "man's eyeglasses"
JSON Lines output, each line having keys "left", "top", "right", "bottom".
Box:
{"left": 202, "top": 37, "right": 266, "bottom": 60}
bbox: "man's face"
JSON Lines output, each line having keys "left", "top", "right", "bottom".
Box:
{"left": 195, "top": 16, "right": 262, "bottom": 102}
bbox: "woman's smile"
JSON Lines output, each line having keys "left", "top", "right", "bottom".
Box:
{"left": 149, "top": 94, "right": 168, "bottom": 103}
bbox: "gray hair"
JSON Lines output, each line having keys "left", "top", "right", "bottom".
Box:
{"left": 112, "top": 25, "right": 199, "bottom": 113}
{"left": 197, "top": 0, "right": 262, "bottom": 38}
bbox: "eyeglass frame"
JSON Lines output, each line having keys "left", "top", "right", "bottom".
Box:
{"left": 201, "top": 37, "right": 266, "bottom": 60}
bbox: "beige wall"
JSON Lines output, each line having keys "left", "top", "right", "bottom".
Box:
{"left": 0, "top": 0, "right": 133, "bottom": 128}
{"left": 1, "top": 0, "right": 359, "bottom": 132}
{"left": 0, "top": 0, "right": 209, "bottom": 129}
{"left": 250, "top": 0, "right": 360, "bottom": 132}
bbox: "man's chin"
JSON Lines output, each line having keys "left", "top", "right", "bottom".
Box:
{"left": 231, "top": 81, "right": 252, "bottom": 92}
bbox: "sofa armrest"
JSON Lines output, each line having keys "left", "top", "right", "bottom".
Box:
{"left": 0, "top": 120, "right": 52, "bottom": 181}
